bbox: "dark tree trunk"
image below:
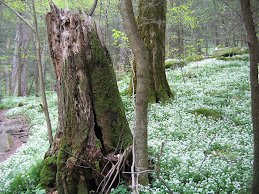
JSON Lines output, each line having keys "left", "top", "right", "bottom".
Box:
{"left": 41, "top": 4, "right": 132, "bottom": 193}
{"left": 128, "top": 0, "right": 173, "bottom": 103}
{"left": 240, "top": 0, "right": 259, "bottom": 193}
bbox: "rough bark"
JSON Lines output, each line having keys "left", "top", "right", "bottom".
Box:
{"left": 42, "top": 4, "right": 132, "bottom": 193}
{"left": 34, "top": 60, "right": 39, "bottom": 95}
{"left": 20, "top": 30, "right": 31, "bottom": 96}
{"left": 240, "top": 0, "right": 259, "bottom": 193}
{"left": 11, "top": 23, "right": 22, "bottom": 96}
{"left": 120, "top": 0, "right": 150, "bottom": 186}
{"left": 11, "top": 16, "right": 31, "bottom": 96}
{"left": 128, "top": 0, "right": 173, "bottom": 103}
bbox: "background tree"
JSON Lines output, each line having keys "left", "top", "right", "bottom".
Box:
{"left": 240, "top": 0, "right": 259, "bottom": 193}
{"left": 127, "top": 0, "right": 173, "bottom": 103}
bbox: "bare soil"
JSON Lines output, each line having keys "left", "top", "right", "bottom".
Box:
{"left": 0, "top": 109, "right": 30, "bottom": 162}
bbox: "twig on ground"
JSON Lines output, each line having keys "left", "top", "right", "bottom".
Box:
{"left": 101, "top": 146, "right": 132, "bottom": 194}
{"left": 183, "top": 128, "right": 214, "bottom": 151}
{"left": 156, "top": 142, "right": 173, "bottom": 194}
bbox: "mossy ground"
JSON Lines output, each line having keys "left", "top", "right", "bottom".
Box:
{"left": 191, "top": 108, "right": 222, "bottom": 119}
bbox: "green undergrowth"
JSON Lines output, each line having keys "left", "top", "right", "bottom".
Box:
{"left": 0, "top": 55, "right": 252, "bottom": 193}
{"left": 0, "top": 92, "right": 58, "bottom": 193}
{"left": 213, "top": 47, "right": 248, "bottom": 57}
{"left": 165, "top": 58, "right": 186, "bottom": 69}
{"left": 185, "top": 55, "right": 204, "bottom": 63}
{"left": 216, "top": 54, "right": 250, "bottom": 62}
{"left": 191, "top": 108, "right": 222, "bottom": 119}
{"left": 118, "top": 55, "right": 252, "bottom": 193}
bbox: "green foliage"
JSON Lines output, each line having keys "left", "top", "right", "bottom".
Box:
{"left": 112, "top": 29, "right": 129, "bottom": 47}
{"left": 110, "top": 181, "right": 130, "bottom": 194}
{"left": 216, "top": 45, "right": 226, "bottom": 49}
{"left": 213, "top": 47, "right": 248, "bottom": 57}
{"left": 8, "top": 160, "right": 44, "bottom": 194}
{"left": 168, "top": 3, "right": 197, "bottom": 29}
{"left": 217, "top": 55, "right": 250, "bottom": 61}
{"left": 0, "top": 96, "right": 27, "bottom": 110}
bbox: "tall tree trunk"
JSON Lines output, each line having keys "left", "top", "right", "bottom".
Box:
{"left": 11, "top": 13, "right": 31, "bottom": 96}
{"left": 20, "top": 27, "right": 31, "bottom": 96}
{"left": 41, "top": 4, "right": 132, "bottom": 193}
{"left": 34, "top": 60, "right": 39, "bottom": 95}
{"left": 120, "top": 0, "right": 150, "bottom": 186}
{"left": 11, "top": 23, "right": 22, "bottom": 96}
{"left": 5, "top": 38, "right": 11, "bottom": 96}
{"left": 32, "top": 0, "right": 53, "bottom": 145}
{"left": 128, "top": 0, "right": 173, "bottom": 103}
{"left": 5, "top": 69, "right": 11, "bottom": 96}
{"left": 240, "top": 1, "right": 259, "bottom": 193}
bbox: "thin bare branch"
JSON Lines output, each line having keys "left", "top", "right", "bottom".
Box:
{"left": 61, "top": 149, "right": 105, "bottom": 178}
{"left": 0, "top": 0, "right": 34, "bottom": 32}
{"left": 88, "top": 0, "right": 98, "bottom": 16}
{"left": 156, "top": 142, "right": 173, "bottom": 194}
{"left": 216, "top": 0, "right": 243, "bottom": 20}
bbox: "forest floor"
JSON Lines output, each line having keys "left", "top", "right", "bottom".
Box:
{"left": 0, "top": 56, "right": 252, "bottom": 193}
{"left": 0, "top": 109, "right": 30, "bottom": 162}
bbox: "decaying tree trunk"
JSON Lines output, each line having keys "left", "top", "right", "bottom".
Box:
{"left": 41, "top": 4, "right": 132, "bottom": 193}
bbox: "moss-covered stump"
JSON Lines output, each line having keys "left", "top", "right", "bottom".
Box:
{"left": 44, "top": 3, "right": 132, "bottom": 193}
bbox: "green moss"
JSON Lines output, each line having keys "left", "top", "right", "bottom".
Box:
{"left": 95, "top": 137, "right": 102, "bottom": 149}
{"left": 155, "top": 87, "right": 170, "bottom": 103}
{"left": 191, "top": 108, "right": 222, "bottom": 119}
{"left": 137, "top": 0, "right": 172, "bottom": 105}
{"left": 165, "top": 59, "right": 186, "bottom": 69}
{"left": 94, "top": 161, "right": 100, "bottom": 171}
{"left": 185, "top": 55, "right": 204, "bottom": 62}
{"left": 40, "top": 156, "right": 57, "bottom": 188}
{"left": 78, "top": 179, "right": 89, "bottom": 194}
{"left": 18, "top": 102, "right": 24, "bottom": 107}
{"left": 216, "top": 55, "right": 250, "bottom": 61}
{"left": 87, "top": 30, "right": 133, "bottom": 152}
{"left": 213, "top": 47, "right": 248, "bottom": 57}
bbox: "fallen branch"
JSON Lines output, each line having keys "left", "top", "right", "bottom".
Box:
{"left": 102, "top": 145, "right": 132, "bottom": 194}
{"left": 199, "top": 130, "right": 218, "bottom": 170}
{"left": 156, "top": 142, "right": 173, "bottom": 194}
{"left": 183, "top": 128, "right": 214, "bottom": 151}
